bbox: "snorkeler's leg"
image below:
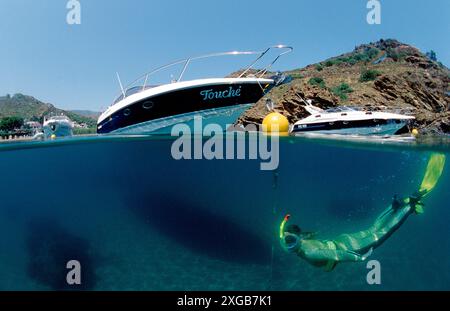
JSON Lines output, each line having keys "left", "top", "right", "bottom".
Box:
{"left": 333, "top": 204, "right": 413, "bottom": 253}
{"left": 333, "top": 153, "right": 447, "bottom": 253}
{"left": 303, "top": 247, "right": 373, "bottom": 263}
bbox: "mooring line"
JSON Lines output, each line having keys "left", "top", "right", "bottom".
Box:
{"left": 268, "top": 169, "right": 279, "bottom": 290}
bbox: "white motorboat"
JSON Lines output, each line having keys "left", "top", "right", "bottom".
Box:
{"left": 43, "top": 114, "right": 74, "bottom": 138}
{"left": 291, "top": 101, "right": 415, "bottom": 136}
{"left": 97, "top": 45, "right": 293, "bottom": 135}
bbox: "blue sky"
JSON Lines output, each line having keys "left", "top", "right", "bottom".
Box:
{"left": 0, "top": 0, "right": 448, "bottom": 111}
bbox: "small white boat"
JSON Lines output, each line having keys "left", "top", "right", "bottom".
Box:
{"left": 291, "top": 101, "right": 415, "bottom": 136}
{"left": 43, "top": 114, "right": 74, "bottom": 138}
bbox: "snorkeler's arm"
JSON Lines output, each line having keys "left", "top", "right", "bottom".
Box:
{"left": 304, "top": 247, "right": 372, "bottom": 263}
{"left": 301, "top": 232, "right": 317, "bottom": 239}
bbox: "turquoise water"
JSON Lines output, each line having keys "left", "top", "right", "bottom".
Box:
{"left": 0, "top": 134, "right": 449, "bottom": 290}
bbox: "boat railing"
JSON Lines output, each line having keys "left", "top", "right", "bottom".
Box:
{"left": 113, "top": 45, "right": 293, "bottom": 104}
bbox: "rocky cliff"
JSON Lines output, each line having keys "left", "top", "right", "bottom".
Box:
{"left": 237, "top": 39, "right": 450, "bottom": 134}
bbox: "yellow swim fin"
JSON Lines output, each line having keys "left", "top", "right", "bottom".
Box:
{"left": 419, "top": 153, "right": 446, "bottom": 197}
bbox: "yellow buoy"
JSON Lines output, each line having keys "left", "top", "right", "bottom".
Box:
{"left": 262, "top": 112, "right": 289, "bottom": 135}
{"left": 50, "top": 134, "right": 57, "bottom": 140}
{"left": 411, "top": 128, "right": 419, "bottom": 136}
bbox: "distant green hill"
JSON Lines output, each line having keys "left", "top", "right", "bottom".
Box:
{"left": 69, "top": 110, "right": 101, "bottom": 120}
{"left": 0, "top": 94, "right": 97, "bottom": 128}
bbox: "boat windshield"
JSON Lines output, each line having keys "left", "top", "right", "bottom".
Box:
{"left": 49, "top": 115, "right": 69, "bottom": 120}
{"left": 110, "top": 45, "right": 293, "bottom": 105}
{"left": 114, "top": 85, "right": 158, "bottom": 104}
{"left": 325, "top": 106, "right": 362, "bottom": 113}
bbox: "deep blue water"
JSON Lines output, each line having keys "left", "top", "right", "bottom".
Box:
{"left": 0, "top": 135, "right": 449, "bottom": 290}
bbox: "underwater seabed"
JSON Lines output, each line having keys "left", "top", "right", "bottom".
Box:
{"left": 0, "top": 134, "right": 449, "bottom": 290}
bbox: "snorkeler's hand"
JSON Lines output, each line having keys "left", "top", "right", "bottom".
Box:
{"left": 341, "top": 248, "right": 373, "bottom": 261}
{"left": 361, "top": 248, "right": 373, "bottom": 261}
{"left": 345, "top": 248, "right": 373, "bottom": 261}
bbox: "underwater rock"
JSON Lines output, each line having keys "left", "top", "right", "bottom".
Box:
{"left": 25, "top": 219, "right": 96, "bottom": 290}
{"left": 131, "top": 194, "right": 271, "bottom": 265}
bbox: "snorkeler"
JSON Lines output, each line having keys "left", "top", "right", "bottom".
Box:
{"left": 280, "top": 153, "right": 446, "bottom": 271}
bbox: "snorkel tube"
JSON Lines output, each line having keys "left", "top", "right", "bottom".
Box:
{"left": 279, "top": 214, "right": 301, "bottom": 252}
{"left": 279, "top": 214, "right": 291, "bottom": 239}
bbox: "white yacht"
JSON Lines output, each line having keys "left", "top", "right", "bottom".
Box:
{"left": 43, "top": 114, "right": 74, "bottom": 138}
{"left": 97, "top": 45, "right": 293, "bottom": 135}
{"left": 291, "top": 101, "right": 415, "bottom": 136}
